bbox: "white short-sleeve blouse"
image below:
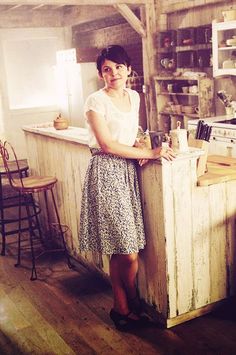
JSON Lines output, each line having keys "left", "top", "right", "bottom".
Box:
{"left": 84, "top": 88, "right": 140, "bottom": 148}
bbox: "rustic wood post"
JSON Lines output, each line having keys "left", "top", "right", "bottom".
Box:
{"left": 140, "top": 1, "right": 158, "bottom": 131}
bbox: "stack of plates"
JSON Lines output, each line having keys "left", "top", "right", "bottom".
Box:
{"left": 226, "top": 37, "right": 236, "bottom": 46}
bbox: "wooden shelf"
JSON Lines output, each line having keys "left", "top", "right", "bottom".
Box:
{"left": 160, "top": 111, "right": 199, "bottom": 118}
{"left": 158, "top": 44, "right": 212, "bottom": 54}
{"left": 154, "top": 76, "right": 199, "bottom": 81}
{"left": 159, "top": 92, "right": 198, "bottom": 96}
{"left": 176, "top": 43, "right": 212, "bottom": 52}
{"left": 218, "top": 45, "right": 236, "bottom": 51}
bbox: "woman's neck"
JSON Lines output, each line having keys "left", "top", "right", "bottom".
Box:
{"left": 104, "top": 87, "right": 126, "bottom": 99}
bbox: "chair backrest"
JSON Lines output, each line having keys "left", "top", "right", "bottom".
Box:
{"left": 0, "top": 140, "right": 25, "bottom": 190}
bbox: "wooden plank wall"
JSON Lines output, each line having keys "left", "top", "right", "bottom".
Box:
{"left": 137, "top": 163, "right": 168, "bottom": 317}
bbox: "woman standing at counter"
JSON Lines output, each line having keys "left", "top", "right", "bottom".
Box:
{"left": 79, "top": 45, "right": 175, "bottom": 331}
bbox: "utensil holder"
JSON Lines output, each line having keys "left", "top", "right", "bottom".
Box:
{"left": 188, "top": 136, "right": 209, "bottom": 177}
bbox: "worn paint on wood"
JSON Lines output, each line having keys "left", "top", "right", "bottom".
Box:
{"left": 140, "top": 155, "right": 236, "bottom": 325}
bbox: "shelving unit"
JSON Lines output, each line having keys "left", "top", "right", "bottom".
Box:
{"left": 157, "top": 25, "right": 212, "bottom": 71}
{"left": 212, "top": 20, "right": 236, "bottom": 76}
{"left": 154, "top": 76, "right": 214, "bottom": 132}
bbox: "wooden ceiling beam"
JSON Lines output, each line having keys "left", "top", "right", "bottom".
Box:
{"left": 31, "top": 4, "right": 45, "bottom": 9}
{"left": 0, "top": 0, "right": 149, "bottom": 5}
{"left": 5, "top": 4, "right": 22, "bottom": 10}
{"left": 52, "top": 4, "right": 65, "bottom": 9}
{"left": 113, "top": 3, "right": 146, "bottom": 38}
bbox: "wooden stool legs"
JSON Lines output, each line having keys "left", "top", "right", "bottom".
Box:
{"left": 49, "top": 189, "right": 73, "bottom": 270}
{"left": 15, "top": 194, "right": 42, "bottom": 281}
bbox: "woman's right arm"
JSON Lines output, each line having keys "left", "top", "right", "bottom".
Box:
{"left": 87, "top": 110, "right": 175, "bottom": 161}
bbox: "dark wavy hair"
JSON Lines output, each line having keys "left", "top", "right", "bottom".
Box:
{"left": 96, "top": 45, "right": 131, "bottom": 75}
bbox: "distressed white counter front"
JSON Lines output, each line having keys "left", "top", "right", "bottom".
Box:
{"left": 23, "top": 124, "right": 236, "bottom": 328}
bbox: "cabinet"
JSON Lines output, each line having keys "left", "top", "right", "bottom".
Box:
{"left": 154, "top": 76, "right": 214, "bottom": 132}
{"left": 212, "top": 20, "right": 236, "bottom": 77}
{"left": 157, "top": 26, "right": 212, "bottom": 71}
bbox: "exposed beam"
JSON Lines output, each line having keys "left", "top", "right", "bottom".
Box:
{"left": 113, "top": 3, "right": 146, "bottom": 38}
{"left": 31, "top": 4, "right": 45, "bottom": 9}
{"left": 5, "top": 4, "right": 22, "bottom": 10}
{"left": 0, "top": 0, "right": 149, "bottom": 5}
{"left": 140, "top": 2, "right": 157, "bottom": 130}
{"left": 53, "top": 4, "right": 65, "bottom": 9}
{"left": 161, "top": 0, "right": 227, "bottom": 13}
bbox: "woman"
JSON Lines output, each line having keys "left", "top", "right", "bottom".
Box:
{"left": 80, "top": 45, "right": 175, "bottom": 331}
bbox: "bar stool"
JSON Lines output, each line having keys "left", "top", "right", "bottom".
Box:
{"left": 0, "top": 159, "right": 30, "bottom": 255}
{"left": 0, "top": 140, "right": 72, "bottom": 280}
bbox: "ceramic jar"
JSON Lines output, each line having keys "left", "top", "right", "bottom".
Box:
{"left": 53, "top": 114, "right": 69, "bottom": 130}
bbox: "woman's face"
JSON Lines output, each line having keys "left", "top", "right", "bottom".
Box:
{"left": 99, "top": 59, "right": 131, "bottom": 89}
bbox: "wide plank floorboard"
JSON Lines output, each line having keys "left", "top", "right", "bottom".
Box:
{"left": 0, "top": 239, "right": 236, "bottom": 355}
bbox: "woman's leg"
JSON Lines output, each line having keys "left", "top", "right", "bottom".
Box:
{"left": 118, "top": 253, "right": 138, "bottom": 300}
{"left": 109, "top": 253, "right": 138, "bottom": 314}
{"left": 109, "top": 254, "right": 129, "bottom": 314}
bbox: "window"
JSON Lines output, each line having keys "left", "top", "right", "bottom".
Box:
{"left": 3, "top": 37, "right": 58, "bottom": 109}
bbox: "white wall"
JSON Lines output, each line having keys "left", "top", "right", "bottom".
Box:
{"left": 0, "top": 27, "right": 70, "bottom": 158}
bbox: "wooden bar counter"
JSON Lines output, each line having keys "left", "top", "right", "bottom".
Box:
{"left": 23, "top": 123, "right": 236, "bottom": 328}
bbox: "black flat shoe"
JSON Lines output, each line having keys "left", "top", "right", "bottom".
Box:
{"left": 128, "top": 292, "right": 148, "bottom": 317}
{"left": 109, "top": 308, "right": 149, "bottom": 332}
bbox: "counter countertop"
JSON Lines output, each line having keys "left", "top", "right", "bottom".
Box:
{"left": 23, "top": 123, "right": 204, "bottom": 162}
{"left": 22, "top": 123, "right": 88, "bottom": 145}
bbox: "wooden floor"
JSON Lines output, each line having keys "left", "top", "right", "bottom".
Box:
{"left": 1, "top": 238, "right": 236, "bottom": 355}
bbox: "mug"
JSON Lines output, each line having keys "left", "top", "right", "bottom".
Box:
{"left": 161, "top": 58, "right": 170, "bottom": 69}
{"left": 189, "top": 85, "right": 198, "bottom": 94}
{"left": 167, "top": 59, "right": 175, "bottom": 69}
{"left": 161, "top": 58, "right": 175, "bottom": 69}
{"left": 167, "top": 84, "right": 174, "bottom": 93}
{"left": 182, "top": 86, "right": 189, "bottom": 94}
{"left": 149, "top": 130, "right": 164, "bottom": 148}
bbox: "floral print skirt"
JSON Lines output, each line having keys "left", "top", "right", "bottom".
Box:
{"left": 79, "top": 149, "right": 146, "bottom": 255}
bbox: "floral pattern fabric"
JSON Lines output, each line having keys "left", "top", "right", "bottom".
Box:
{"left": 79, "top": 150, "right": 146, "bottom": 255}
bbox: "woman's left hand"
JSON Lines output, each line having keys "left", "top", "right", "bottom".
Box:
{"left": 138, "top": 159, "right": 149, "bottom": 166}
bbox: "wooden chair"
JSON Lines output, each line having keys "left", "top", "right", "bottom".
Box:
{"left": 0, "top": 140, "right": 72, "bottom": 280}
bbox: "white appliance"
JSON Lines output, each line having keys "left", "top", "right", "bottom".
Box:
{"left": 54, "top": 49, "right": 102, "bottom": 127}
{"left": 188, "top": 116, "right": 236, "bottom": 157}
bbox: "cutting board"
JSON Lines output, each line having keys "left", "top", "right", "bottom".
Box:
{"left": 197, "top": 172, "right": 234, "bottom": 186}
{"left": 207, "top": 155, "right": 236, "bottom": 166}
{"left": 197, "top": 162, "right": 236, "bottom": 186}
